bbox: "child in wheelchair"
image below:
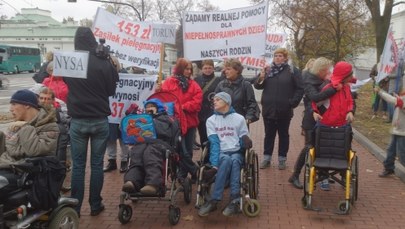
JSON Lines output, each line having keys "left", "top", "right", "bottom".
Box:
{"left": 121, "top": 98, "right": 180, "bottom": 195}
{"left": 312, "top": 61, "right": 356, "bottom": 190}
{"left": 198, "top": 92, "right": 252, "bottom": 217}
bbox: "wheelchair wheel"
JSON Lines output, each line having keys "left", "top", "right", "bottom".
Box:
{"left": 168, "top": 206, "right": 181, "bottom": 225}
{"left": 350, "top": 155, "right": 359, "bottom": 204}
{"left": 48, "top": 207, "right": 79, "bottom": 229}
{"left": 118, "top": 204, "right": 133, "bottom": 224}
{"left": 302, "top": 153, "right": 311, "bottom": 208}
{"left": 337, "top": 200, "right": 350, "bottom": 213}
{"left": 183, "top": 178, "right": 192, "bottom": 204}
{"left": 247, "top": 150, "right": 259, "bottom": 199}
{"left": 243, "top": 199, "right": 261, "bottom": 217}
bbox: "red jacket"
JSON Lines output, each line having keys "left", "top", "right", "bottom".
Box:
{"left": 161, "top": 76, "right": 202, "bottom": 132}
{"left": 312, "top": 83, "right": 354, "bottom": 127}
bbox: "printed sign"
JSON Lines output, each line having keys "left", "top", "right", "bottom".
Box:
{"left": 377, "top": 27, "right": 398, "bottom": 83}
{"left": 93, "top": 8, "right": 176, "bottom": 71}
{"left": 183, "top": 2, "right": 268, "bottom": 61}
{"left": 53, "top": 51, "right": 89, "bottom": 78}
{"left": 108, "top": 73, "right": 157, "bottom": 124}
{"left": 151, "top": 23, "right": 176, "bottom": 44}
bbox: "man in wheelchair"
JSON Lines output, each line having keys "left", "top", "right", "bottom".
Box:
{"left": 0, "top": 89, "right": 59, "bottom": 204}
{"left": 198, "top": 92, "right": 252, "bottom": 217}
{"left": 122, "top": 98, "right": 180, "bottom": 195}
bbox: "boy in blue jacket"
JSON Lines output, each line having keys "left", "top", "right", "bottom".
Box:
{"left": 198, "top": 92, "right": 252, "bottom": 217}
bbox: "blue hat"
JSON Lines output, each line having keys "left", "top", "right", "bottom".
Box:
{"left": 144, "top": 98, "right": 166, "bottom": 113}
{"left": 214, "top": 92, "right": 232, "bottom": 105}
{"left": 10, "top": 89, "right": 39, "bottom": 109}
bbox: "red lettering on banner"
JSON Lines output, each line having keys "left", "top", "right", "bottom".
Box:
{"left": 267, "top": 34, "right": 283, "bottom": 43}
{"left": 383, "top": 65, "right": 394, "bottom": 74}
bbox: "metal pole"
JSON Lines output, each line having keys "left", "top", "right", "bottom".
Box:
{"left": 88, "top": 0, "right": 143, "bottom": 21}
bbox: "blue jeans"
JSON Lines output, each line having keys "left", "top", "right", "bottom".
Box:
{"left": 211, "top": 151, "right": 243, "bottom": 201}
{"left": 70, "top": 118, "right": 109, "bottom": 213}
{"left": 383, "top": 135, "right": 405, "bottom": 170}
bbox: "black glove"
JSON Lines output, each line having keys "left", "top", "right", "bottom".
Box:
{"left": 242, "top": 135, "right": 252, "bottom": 149}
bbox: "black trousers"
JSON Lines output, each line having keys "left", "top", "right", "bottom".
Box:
{"left": 292, "top": 129, "right": 315, "bottom": 178}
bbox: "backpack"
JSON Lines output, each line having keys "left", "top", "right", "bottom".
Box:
{"left": 27, "top": 157, "right": 66, "bottom": 210}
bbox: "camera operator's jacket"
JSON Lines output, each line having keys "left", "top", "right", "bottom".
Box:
{"left": 64, "top": 27, "right": 119, "bottom": 118}
{"left": 0, "top": 107, "right": 59, "bottom": 168}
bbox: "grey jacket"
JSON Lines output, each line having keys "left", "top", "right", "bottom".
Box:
{"left": 379, "top": 90, "right": 405, "bottom": 136}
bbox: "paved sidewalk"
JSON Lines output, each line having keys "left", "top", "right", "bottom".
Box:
{"left": 68, "top": 104, "right": 405, "bottom": 228}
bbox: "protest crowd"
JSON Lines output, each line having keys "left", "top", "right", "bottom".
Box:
{"left": 1, "top": 2, "right": 405, "bottom": 228}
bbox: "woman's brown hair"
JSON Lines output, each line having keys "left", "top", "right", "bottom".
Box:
{"left": 173, "top": 58, "right": 193, "bottom": 76}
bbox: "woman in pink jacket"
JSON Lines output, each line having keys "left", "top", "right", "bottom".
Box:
{"left": 43, "top": 61, "right": 69, "bottom": 104}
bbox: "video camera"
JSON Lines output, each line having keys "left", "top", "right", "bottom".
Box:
{"left": 95, "top": 38, "right": 111, "bottom": 59}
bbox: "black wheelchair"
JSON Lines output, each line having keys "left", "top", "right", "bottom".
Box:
{"left": 302, "top": 125, "right": 359, "bottom": 214}
{"left": 0, "top": 156, "right": 79, "bottom": 229}
{"left": 195, "top": 143, "right": 261, "bottom": 217}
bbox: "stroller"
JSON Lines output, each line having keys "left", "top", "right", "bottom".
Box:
{"left": 118, "top": 92, "right": 191, "bottom": 225}
{"left": 0, "top": 156, "right": 79, "bottom": 229}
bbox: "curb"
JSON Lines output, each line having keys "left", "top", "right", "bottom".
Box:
{"left": 353, "top": 127, "right": 405, "bottom": 183}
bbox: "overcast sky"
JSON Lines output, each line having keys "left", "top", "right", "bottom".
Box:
{"left": 0, "top": 0, "right": 252, "bottom": 22}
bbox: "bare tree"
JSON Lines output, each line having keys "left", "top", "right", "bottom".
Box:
{"left": 267, "top": 0, "right": 373, "bottom": 68}
{"left": 364, "top": 0, "right": 405, "bottom": 62}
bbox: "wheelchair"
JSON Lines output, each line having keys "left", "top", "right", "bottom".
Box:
{"left": 118, "top": 93, "right": 192, "bottom": 226}
{"left": 118, "top": 147, "right": 191, "bottom": 226}
{"left": 302, "top": 125, "right": 359, "bottom": 214}
{"left": 0, "top": 156, "right": 79, "bottom": 229}
{"left": 195, "top": 143, "right": 261, "bottom": 217}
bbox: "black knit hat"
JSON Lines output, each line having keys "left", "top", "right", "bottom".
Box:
{"left": 10, "top": 89, "right": 39, "bottom": 109}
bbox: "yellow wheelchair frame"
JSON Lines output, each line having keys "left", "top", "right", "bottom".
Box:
{"left": 302, "top": 125, "right": 359, "bottom": 214}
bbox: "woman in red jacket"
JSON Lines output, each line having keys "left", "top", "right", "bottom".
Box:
{"left": 157, "top": 58, "right": 203, "bottom": 183}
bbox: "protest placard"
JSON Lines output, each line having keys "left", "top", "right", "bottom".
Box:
{"left": 377, "top": 27, "right": 398, "bottom": 83}
{"left": 239, "top": 32, "right": 287, "bottom": 69}
{"left": 53, "top": 50, "right": 89, "bottom": 78}
{"left": 183, "top": 2, "right": 268, "bottom": 61}
{"left": 93, "top": 8, "right": 176, "bottom": 71}
{"left": 108, "top": 74, "right": 157, "bottom": 124}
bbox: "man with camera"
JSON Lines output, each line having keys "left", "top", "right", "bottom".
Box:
{"left": 63, "top": 27, "right": 119, "bottom": 217}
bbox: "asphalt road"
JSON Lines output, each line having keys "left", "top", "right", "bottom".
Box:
{"left": 0, "top": 72, "right": 37, "bottom": 114}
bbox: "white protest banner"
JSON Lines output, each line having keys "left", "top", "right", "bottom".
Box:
{"left": 351, "top": 78, "right": 371, "bottom": 92}
{"left": 53, "top": 51, "right": 89, "bottom": 78}
{"left": 239, "top": 32, "right": 287, "bottom": 69}
{"left": 93, "top": 8, "right": 161, "bottom": 71}
{"left": 151, "top": 23, "right": 176, "bottom": 45}
{"left": 183, "top": 2, "right": 268, "bottom": 61}
{"left": 377, "top": 27, "right": 398, "bottom": 83}
{"left": 108, "top": 74, "right": 157, "bottom": 124}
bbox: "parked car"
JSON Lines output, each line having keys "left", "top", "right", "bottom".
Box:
{"left": 126, "top": 66, "right": 147, "bottom": 74}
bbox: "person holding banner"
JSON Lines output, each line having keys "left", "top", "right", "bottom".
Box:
{"left": 194, "top": 59, "right": 221, "bottom": 151}
{"left": 156, "top": 58, "right": 202, "bottom": 184}
{"left": 64, "top": 27, "right": 119, "bottom": 217}
{"left": 374, "top": 85, "right": 405, "bottom": 177}
{"left": 215, "top": 58, "right": 260, "bottom": 124}
{"left": 103, "top": 56, "right": 130, "bottom": 173}
{"left": 386, "top": 60, "right": 404, "bottom": 122}
{"left": 254, "top": 48, "right": 303, "bottom": 170}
